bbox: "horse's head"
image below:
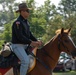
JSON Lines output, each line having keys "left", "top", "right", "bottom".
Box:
{"left": 56, "top": 28, "right": 76, "bottom": 57}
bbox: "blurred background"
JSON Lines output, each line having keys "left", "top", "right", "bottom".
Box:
{"left": 0, "top": 0, "right": 76, "bottom": 74}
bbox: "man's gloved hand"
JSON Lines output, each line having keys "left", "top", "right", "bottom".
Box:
{"left": 30, "top": 40, "right": 42, "bottom": 47}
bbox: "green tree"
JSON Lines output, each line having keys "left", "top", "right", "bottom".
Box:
{"left": 24, "top": 0, "right": 46, "bottom": 39}
{"left": 58, "top": 0, "right": 76, "bottom": 44}
{"left": 0, "top": 0, "right": 17, "bottom": 26}
{"left": 58, "top": 0, "right": 76, "bottom": 17}
{"left": 58, "top": 0, "right": 76, "bottom": 27}
{"left": 3, "top": 22, "right": 12, "bottom": 42}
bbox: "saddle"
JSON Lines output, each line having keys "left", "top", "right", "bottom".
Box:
{"left": 0, "top": 42, "right": 12, "bottom": 57}
{"left": 0, "top": 42, "right": 38, "bottom": 74}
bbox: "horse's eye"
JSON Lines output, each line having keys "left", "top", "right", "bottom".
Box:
{"left": 64, "top": 40, "right": 69, "bottom": 43}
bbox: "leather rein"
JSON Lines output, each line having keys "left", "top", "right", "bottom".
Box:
{"left": 58, "top": 34, "right": 72, "bottom": 55}
{"left": 40, "top": 34, "right": 72, "bottom": 73}
{"left": 29, "top": 34, "right": 72, "bottom": 74}
{"left": 42, "top": 34, "right": 72, "bottom": 61}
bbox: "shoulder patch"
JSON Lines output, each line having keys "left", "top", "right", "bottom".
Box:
{"left": 16, "top": 21, "right": 20, "bottom": 29}
{"left": 16, "top": 21, "right": 20, "bottom": 24}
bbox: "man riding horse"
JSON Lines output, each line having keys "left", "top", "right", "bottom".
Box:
{"left": 11, "top": 2, "right": 42, "bottom": 75}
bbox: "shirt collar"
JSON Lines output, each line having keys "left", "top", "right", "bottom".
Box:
{"left": 19, "top": 15, "right": 27, "bottom": 21}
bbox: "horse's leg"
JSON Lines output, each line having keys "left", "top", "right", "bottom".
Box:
{"left": 13, "top": 66, "right": 19, "bottom": 75}
{"left": 27, "top": 67, "right": 52, "bottom": 75}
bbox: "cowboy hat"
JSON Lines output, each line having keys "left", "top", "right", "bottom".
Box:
{"left": 16, "top": 3, "right": 32, "bottom": 13}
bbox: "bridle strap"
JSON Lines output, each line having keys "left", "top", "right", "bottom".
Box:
{"left": 27, "top": 46, "right": 52, "bottom": 74}
{"left": 41, "top": 48, "right": 56, "bottom": 62}
{"left": 58, "top": 35, "right": 71, "bottom": 55}
{"left": 41, "top": 34, "right": 71, "bottom": 63}
{"left": 59, "top": 41, "right": 71, "bottom": 54}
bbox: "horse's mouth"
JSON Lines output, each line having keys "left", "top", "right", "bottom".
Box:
{"left": 71, "top": 50, "right": 76, "bottom": 58}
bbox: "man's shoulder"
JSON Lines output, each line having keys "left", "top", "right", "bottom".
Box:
{"left": 12, "top": 20, "right": 22, "bottom": 29}
{"left": 13, "top": 20, "right": 21, "bottom": 25}
{"left": 15, "top": 20, "right": 20, "bottom": 25}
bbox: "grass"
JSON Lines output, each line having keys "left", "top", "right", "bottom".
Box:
{"left": 53, "top": 71, "right": 76, "bottom": 75}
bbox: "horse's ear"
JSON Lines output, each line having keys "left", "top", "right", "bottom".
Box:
{"left": 68, "top": 28, "right": 71, "bottom": 33}
{"left": 61, "top": 28, "right": 64, "bottom": 34}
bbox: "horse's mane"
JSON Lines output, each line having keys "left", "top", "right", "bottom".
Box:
{"left": 44, "top": 28, "right": 70, "bottom": 46}
{"left": 44, "top": 36, "right": 55, "bottom": 45}
{"left": 55, "top": 29, "right": 71, "bottom": 35}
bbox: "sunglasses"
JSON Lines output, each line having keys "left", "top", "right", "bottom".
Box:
{"left": 23, "top": 9, "right": 30, "bottom": 13}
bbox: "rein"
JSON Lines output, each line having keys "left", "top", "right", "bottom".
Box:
{"left": 41, "top": 47, "right": 56, "bottom": 62}
{"left": 27, "top": 46, "right": 52, "bottom": 74}
{"left": 58, "top": 34, "right": 71, "bottom": 55}
{"left": 28, "top": 34, "right": 72, "bottom": 74}
{"left": 40, "top": 34, "right": 71, "bottom": 73}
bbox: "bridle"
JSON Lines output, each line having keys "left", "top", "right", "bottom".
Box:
{"left": 42, "top": 34, "right": 73, "bottom": 61}
{"left": 39, "top": 33, "right": 74, "bottom": 74}
{"left": 58, "top": 34, "right": 72, "bottom": 55}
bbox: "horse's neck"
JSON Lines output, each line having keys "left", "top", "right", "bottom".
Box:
{"left": 37, "top": 38, "right": 61, "bottom": 70}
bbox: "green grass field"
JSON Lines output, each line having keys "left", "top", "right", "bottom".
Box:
{"left": 53, "top": 71, "right": 76, "bottom": 75}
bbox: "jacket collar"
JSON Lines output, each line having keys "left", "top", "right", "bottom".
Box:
{"left": 18, "top": 15, "right": 27, "bottom": 21}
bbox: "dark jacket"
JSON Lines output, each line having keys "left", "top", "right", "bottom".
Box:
{"left": 12, "top": 15, "right": 37, "bottom": 44}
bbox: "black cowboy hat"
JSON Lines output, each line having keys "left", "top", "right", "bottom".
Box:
{"left": 16, "top": 3, "right": 32, "bottom": 13}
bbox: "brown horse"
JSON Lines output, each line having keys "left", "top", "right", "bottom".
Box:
{"left": 0, "top": 28, "right": 76, "bottom": 75}
{"left": 27, "top": 28, "right": 76, "bottom": 75}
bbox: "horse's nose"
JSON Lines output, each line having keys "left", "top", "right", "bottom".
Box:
{"left": 71, "top": 50, "right": 76, "bottom": 58}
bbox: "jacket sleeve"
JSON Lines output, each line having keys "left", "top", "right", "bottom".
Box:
{"left": 13, "top": 21, "right": 31, "bottom": 44}
{"left": 30, "top": 31, "right": 37, "bottom": 41}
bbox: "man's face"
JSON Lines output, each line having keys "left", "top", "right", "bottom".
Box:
{"left": 21, "top": 9, "right": 30, "bottom": 18}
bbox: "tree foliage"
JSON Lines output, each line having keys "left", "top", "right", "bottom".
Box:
{"left": 0, "top": 0, "right": 76, "bottom": 49}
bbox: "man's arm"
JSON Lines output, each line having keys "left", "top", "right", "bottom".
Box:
{"left": 30, "top": 32, "right": 37, "bottom": 41}
{"left": 13, "top": 21, "right": 31, "bottom": 44}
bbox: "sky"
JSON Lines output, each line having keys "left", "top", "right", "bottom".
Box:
{"left": 0, "top": 0, "right": 60, "bottom": 10}
{"left": 16, "top": 0, "right": 61, "bottom": 7}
